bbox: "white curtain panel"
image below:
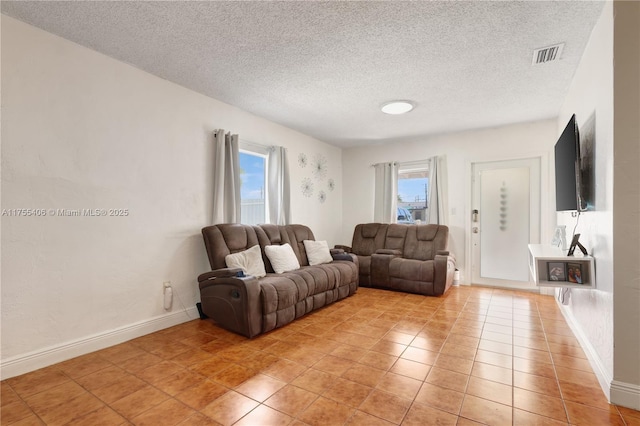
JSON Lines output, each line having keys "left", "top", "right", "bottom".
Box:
{"left": 267, "top": 146, "right": 291, "bottom": 225}
{"left": 373, "top": 162, "right": 398, "bottom": 223}
{"left": 212, "top": 130, "right": 240, "bottom": 224}
{"left": 428, "top": 156, "right": 448, "bottom": 225}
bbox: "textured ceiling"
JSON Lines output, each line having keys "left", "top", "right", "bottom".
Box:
{"left": 1, "top": 1, "right": 605, "bottom": 148}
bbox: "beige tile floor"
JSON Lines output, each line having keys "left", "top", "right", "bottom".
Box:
{"left": 2, "top": 286, "right": 640, "bottom": 425}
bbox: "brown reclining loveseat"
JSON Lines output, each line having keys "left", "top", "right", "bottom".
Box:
{"left": 197, "top": 223, "right": 358, "bottom": 338}
{"left": 337, "top": 223, "right": 455, "bottom": 296}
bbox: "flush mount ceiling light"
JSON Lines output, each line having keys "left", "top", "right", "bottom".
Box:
{"left": 381, "top": 101, "right": 415, "bottom": 115}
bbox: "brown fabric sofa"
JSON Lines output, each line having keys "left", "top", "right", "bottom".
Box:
{"left": 197, "top": 223, "right": 358, "bottom": 338}
{"left": 337, "top": 223, "right": 455, "bottom": 296}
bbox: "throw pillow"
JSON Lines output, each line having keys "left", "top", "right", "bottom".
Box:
{"left": 264, "top": 243, "right": 300, "bottom": 274}
{"left": 303, "top": 240, "right": 333, "bottom": 266}
{"left": 225, "top": 245, "right": 266, "bottom": 278}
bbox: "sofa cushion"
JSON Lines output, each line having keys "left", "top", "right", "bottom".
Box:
{"left": 389, "top": 258, "right": 435, "bottom": 283}
{"left": 202, "top": 224, "right": 261, "bottom": 270}
{"left": 225, "top": 245, "right": 266, "bottom": 278}
{"left": 403, "top": 225, "right": 448, "bottom": 261}
{"left": 284, "top": 225, "right": 315, "bottom": 266}
{"left": 303, "top": 240, "right": 333, "bottom": 265}
{"left": 362, "top": 223, "right": 382, "bottom": 238}
{"left": 351, "top": 223, "right": 388, "bottom": 256}
{"left": 384, "top": 224, "right": 409, "bottom": 252}
{"left": 258, "top": 224, "right": 313, "bottom": 269}
{"left": 417, "top": 224, "right": 439, "bottom": 241}
{"left": 259, "top": 260, "right": 358, "bottom": 329}
{"left": 265, "top": 243, "right": 301, "bottom": 274}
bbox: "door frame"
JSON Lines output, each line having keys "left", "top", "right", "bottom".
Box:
{"left": 464, "top": 153, "right": 551, "bottom": 289}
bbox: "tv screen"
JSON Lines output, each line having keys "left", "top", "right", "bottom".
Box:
{"left": 554, "top": 114, "right": 581, "bottom": 211}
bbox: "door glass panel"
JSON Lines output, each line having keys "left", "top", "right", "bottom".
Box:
{"left": 480, "top": 167, "right": 530, "bottom": 281}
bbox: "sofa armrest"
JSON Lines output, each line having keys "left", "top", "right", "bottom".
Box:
{"left": 334, "top": 244, "right": 352, "bottom": 252}
{"left": 434, "top": 253, "right": 456, "bottom": 296}
{"left": 437, "top": 250, "right": 449, "bottom": 256}
{"left": 375, "top": 249, "right": 403, "bottom": 256}
{"left": 198, "top": 268, "right": 244, "bottom": 283}
{"left": 331, "top": 252, "right": 355, "bottom": 262}
{"left": 198, "top": 274, "right": 262, "bottom": 338}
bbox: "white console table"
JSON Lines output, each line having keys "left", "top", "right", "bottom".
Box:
{"left": 528, "top": 244, "right": 595, "bottom": 289}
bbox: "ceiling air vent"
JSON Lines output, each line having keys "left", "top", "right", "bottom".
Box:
{"left": 532, "top": 43, "right": 565, "bottom": 65}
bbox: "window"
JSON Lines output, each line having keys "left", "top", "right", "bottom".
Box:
{"left": 239, "top": 146, "right": 268, "bottom": 225}
{"left": 397, "top": 163, "right": 429, "bottom": 223}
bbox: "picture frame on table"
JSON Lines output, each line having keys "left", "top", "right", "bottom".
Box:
{"left": 567, "top": 233, "right": 588, "bottom": 256}
{"left": 567, "top": 262, "right": 583, "bottom": 284}
{"left": 547, "top": 262, "right": 566, "bottom": 281}
{"left": 551, "top": 225, "right": 566, "bottom": 248}
{"left": 567, "top": 234, "right": 579, "bottom": 255}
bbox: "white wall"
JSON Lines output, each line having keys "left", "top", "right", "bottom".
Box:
{"left": 611, "top": 0, "right": 640, "bottom": 409}
{"left": 556, "top": 2, "right": 640, "bottom": 409}
{"left": 341, "top": 119, "right": 557, "bottom": 283}
{"left": 556, "top": 1, "right": 615, "bottom": 393}
{"left": 1, "top": 16, "right": 343, "bottom": 377}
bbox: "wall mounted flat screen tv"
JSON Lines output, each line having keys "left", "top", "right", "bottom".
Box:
{"left": 554, "top": 114, "right": 582, "bottom": 211}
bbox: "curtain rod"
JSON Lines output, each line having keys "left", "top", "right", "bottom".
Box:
{"left": 371, "top": 158, "right": 434, "bottom": 167}
{"left": 400, "top": 158, "right": 434, "bottom": 167}
{"left": 370, "top": 161, "right": 399, "bottom": 167}
{"left": 241, "top": 139, "right": 284, "bottom": 151}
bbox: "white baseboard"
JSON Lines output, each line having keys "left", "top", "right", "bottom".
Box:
{"left": 556, "top": 300, "right": 613, "bottom": 402}
{"left": 611, "top": 380, "right": 640, "bottom": 410}
{"left": 0, "top": 307, "right": 199, "bottom": 380}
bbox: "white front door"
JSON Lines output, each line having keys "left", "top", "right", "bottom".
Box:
{"left": 471, "top": 158, "right": 541, "bottom": 287}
